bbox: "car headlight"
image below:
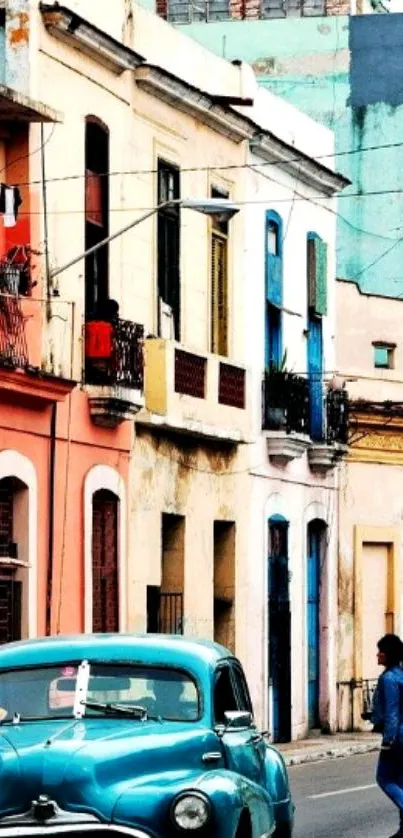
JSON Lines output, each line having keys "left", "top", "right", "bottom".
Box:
{"left": 171, "top": 792, "right": 211, "bottom": 831}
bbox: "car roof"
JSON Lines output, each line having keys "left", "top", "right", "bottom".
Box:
{"left": 0, "top": 634, "right": 234, "bottom": 678}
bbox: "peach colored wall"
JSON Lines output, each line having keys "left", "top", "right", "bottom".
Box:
{"left": 336, "top": 279, "right": 403, "bottom": 401}
{"left": 0, "top": 388, "right": 131, "bottom": 636}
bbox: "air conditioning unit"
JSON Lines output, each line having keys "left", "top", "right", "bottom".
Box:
{"left": 159, "top": 299, "right": 175, "bottom": 340}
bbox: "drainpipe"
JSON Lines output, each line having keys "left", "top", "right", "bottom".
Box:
{"left": 46, "top": 401, "right": 57, "bottom": 636}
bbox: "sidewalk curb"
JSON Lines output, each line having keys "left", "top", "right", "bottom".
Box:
{"left": 282, "top": 741, "right": 381, "bottom": 767}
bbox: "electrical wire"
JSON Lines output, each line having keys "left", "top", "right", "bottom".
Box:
{"left": 10, "top": 137, "right": 403, "bottom": 190}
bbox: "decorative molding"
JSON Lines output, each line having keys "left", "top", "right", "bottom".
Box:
{"left": 135, "top": 65, "right": 254, "bottom": 143}
{"left": 250, "top": 133, "right": 350, "bottom": 196}
{"left": 0, "top": 450, "right": 37, "bottom": 639}
{"left": 0, "top": 367, "right": 76, "bottom": 404}
{"left": 85, "top": 385, "right": 145, "bottom": 428}
{"left": 264, "top": 431, "right": 309, "bottom": 465}
{"left": 0, "top": 85, "right": 61, "bottom": 123}
{"left": 40, "top": 4, "right": 145, "bottom": 74}
{"left": 308, "top": 442, "right": 347, "bottom": 472}
{"left": 83, "top": 465, "right": 127, "bottom": 633}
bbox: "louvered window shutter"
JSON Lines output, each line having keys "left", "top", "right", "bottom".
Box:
{"left": 308, "top": 236, "right": 328, "bottom": 316}
{"left": 211, "top": 231, "right": 228, "bottom": 356}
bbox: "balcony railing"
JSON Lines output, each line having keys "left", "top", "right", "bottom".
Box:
{"left": 84, "top": 318, "right": 144, "bottom": 391}
{"left": 147, "top": 588, "right": 184, "bottom": 635}
{"left": 263, "top": 370, "right": 310, "bottom": 435}
{"left": 326, "top": 388, "right": 349, "bottom": 445}
{"left": 0, "top": 293, "right": 75, "bottom": 380}
{"left": 0, "top": 542, "right": 18, "bottom": 560}
{"left": 263, "top": 370, "right": 349, "bottom": 444}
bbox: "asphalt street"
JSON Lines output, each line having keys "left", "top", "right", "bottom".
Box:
{"left": 290, "top": 753, "right": 398, "bottom": 837}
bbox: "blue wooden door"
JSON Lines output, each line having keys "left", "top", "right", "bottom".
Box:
{"left": 307, "top": 523, "right": 321, "bottom": 729}
{"left": 307, "top": 314, "right": 323, "bottom": 441}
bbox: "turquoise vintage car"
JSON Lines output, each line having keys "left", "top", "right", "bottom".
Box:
{"left": 0, "top": 635, "right": 294, "bottom": 838}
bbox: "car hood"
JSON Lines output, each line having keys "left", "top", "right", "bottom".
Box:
{"left": 0, "top": 718, "right": 217, "bottom": 822}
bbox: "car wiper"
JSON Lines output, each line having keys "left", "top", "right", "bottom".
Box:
{"left": 80, "top": 700, "right": 150, "bottom": 719}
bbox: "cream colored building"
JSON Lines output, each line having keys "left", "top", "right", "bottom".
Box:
{"left": 0, "top": 0, "right": 346, "bottom": 738}
{"left": 337, "top": 280, "right": 403, "bottom": 730}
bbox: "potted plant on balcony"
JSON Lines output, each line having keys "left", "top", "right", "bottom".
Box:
{"left": 264, "top": 351, "right": 290, "bottom": 431}
{"left": 264, "top": 352, "right": 309, "bottom": 434}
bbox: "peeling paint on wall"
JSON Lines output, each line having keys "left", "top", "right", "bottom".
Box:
{"left": 5, "top": 0, "right": 30, "bottom": 95}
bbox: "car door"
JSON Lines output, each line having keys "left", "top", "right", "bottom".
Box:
{"left": 214, "top": 663, "right": 262, "bottom": 786}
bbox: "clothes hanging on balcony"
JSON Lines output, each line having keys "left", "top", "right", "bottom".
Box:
{"left": 0, "top": 185, "right": 22, "bottom": 228}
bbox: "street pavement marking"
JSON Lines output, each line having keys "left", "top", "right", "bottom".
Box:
{"left": 308, "top": 784, "right": 377, "bottom": 800}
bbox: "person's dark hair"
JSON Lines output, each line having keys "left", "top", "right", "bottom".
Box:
{"left": 377, "top": 633, "right": 403, "bottom": 667}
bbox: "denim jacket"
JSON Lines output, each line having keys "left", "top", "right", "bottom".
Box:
{"left": 372, "top": 666, "right": 403, "bottom": 745}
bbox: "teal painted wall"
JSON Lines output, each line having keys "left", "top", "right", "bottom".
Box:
{"left": 180, "top": 16, "right": 403, "bottom": 298}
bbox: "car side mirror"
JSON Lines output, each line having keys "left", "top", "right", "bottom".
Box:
{"left": 224, "top": 710, "right": 253, "bottom": 729}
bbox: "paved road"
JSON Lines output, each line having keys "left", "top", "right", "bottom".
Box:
{"left": 290, "top": 752, "right": 398, "bottom": 837}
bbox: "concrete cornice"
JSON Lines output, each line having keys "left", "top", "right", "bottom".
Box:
{"left": 39, "top": 4, "right": 349, "bottom": 191}
{"left": 250, "top": 133, "right": 350, "bottom": 195}
{"left": 40, "top": 3, "right": 145, "bottom": 74}
{"left": 134, "top": 65, "right": 255, "bottom": 143}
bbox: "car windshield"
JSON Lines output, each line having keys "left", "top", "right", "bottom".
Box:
{"left": 0, "top": 662, "right": 199, "bottom": 723}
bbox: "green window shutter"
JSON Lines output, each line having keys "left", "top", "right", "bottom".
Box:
{"left": 308, "top": 236, "right": 328, "bottom": 316}
{"left": 315, "top": 238, "right": 327, "bottom": 316}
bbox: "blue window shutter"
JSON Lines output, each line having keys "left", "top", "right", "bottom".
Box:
{"left": 267, "top": 256, "right": 282, "bottom": 306}
{"left": 308, "top": 234, "right": 328, "bottom": 316}
{"left": 266, "top": 212, "right": 283, "bottom": 307}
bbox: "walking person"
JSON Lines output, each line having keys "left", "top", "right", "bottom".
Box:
{"left": 372, "top": 634, "right": 403, "bottom": 837}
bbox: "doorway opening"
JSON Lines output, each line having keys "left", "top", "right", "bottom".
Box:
{"left": 268, "top": 515, "right": 291, "bottom": 743}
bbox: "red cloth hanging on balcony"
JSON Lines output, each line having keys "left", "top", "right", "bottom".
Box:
{"left": 85, "top": 320, "right": 113, "bottom": 361}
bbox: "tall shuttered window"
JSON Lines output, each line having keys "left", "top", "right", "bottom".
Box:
{"left": 265, "top": 211, "right": 283, "bottom": 369}
{"left": 157, "top": 160, "right": 181, "bottom": 340}
{"left": 307, "top": 233, "right": 328, "bottom": 316}
{"left": 85, "top": 119, "right": 110, "bottom": 321}
{"left": 211, "top": 188, "right": 229, "bottom": 357}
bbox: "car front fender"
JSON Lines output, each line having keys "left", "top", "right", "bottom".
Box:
{"left": 263, "top": 745, "right": 294, "bottom": 834}
{"left": 113, "top": 768, "right": 275, "bottom": 837}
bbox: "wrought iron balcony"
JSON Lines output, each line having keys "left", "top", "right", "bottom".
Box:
{"left": 326, "top": 388, "right": 349, "bottom": 445}
{"left": 263, "top": 370, "right": 310, "bottom": 434}
{"left": 263, "top": 370, "right": 349, "bottom": 466}
{"left": 0, "top": 542, "right": 18, "bottom": 560}
{"left": 84, "top": 317, "right": 145, "bottom": 427}
{"left": 84, "top": 317, "right": 144, "bottom": 390}
{"left": 0, "top": 292, "right": 76, "bottom": 404}
{"left": 262, "top": 370, "right": 310, "bottom": 463}
{"left": 308, "top": 387, "right": 349, "bottom": 471}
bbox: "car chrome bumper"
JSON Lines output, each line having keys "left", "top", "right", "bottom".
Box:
{"left": 0, "top": 827, "right": 152, "bottom": 838}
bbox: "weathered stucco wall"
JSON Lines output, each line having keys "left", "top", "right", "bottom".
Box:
{"left": 336, "top": 280, "right": 403, "bottom": 729}
{"left": 181, "top": 14, "right": 403, "bottom": 299}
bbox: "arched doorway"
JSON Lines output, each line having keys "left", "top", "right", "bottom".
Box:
{"left": 92, "top": 489, "right": 119, "bottom": 633}
{"left": 307, "top": 519, "right": 327, "bottom": 730}
{"left": 268, "top": 515, "right": 291, "bottom": 743}
{"left": 0, "top": 475, "right": 31, "bottom": 643}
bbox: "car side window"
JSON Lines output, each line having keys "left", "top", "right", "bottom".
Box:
{"left": 214, "top": 666, "right": 238, "bottom": 724}
{"left": 231, "top": 663, "right": 253, "bottom": 716}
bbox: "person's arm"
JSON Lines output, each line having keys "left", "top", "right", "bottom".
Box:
{"left": 381, "top": 675, "right": 400, "bottom": 748}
